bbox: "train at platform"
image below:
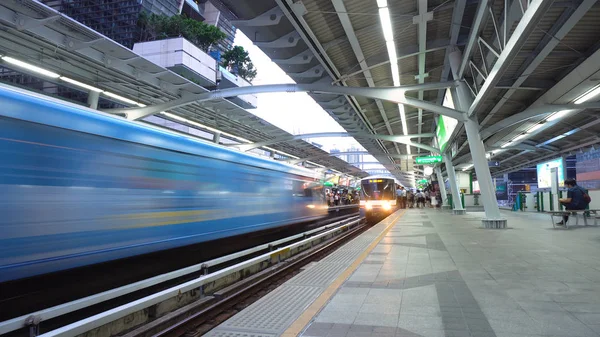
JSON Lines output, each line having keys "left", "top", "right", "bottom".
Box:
{"left": 360, "top": 175, "right": 399, "bottom": 222}
{"left": 0, "top": 84, "right": 327, "bottom": 283}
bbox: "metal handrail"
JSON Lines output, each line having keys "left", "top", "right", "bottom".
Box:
{"left": 0, "top": 216, "right": 360, "bottom": 335}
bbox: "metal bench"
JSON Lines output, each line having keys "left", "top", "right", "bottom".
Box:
{"left": 548, "top": 209, "right": 600, "bottom": 229}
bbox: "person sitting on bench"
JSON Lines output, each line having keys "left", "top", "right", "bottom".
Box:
{"left": 557, "top": 177, "right": 587, "bottom": 226}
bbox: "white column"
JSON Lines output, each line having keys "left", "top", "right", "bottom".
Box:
{"left": 435, "top": 166, "right": 449, "bottom": 208}
{"left": 464, "top": 118, "right": 503, "bottom": 219}
{"left": 213, "top": 132, "right": 221, "bottom": 144}
{"left": 444, "top": 155, "right": 465, "bottom": 214}
{"left": 449, "top": 49, "right": 506, "bottom": 227}
{"left": 87, "top": 90, "right": 100, "bottom": 109}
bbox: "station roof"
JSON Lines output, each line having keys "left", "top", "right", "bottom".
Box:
{"left": 0, "top": 0, "right": 367, "bottom": 178}
{"left": 222, "top": 0, "right": 600, "bottom": 181}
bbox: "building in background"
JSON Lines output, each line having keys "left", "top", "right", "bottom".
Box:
{"left": 346, "top": 146, "right": 363, "bottom": 169}
{"left": 11, "top": 0, "right": 238, "bottom": 107}
{"left": 42, "top": 0, "right": 185, "bottom": 49}
{"left": 181, "top": 0, "right": 236, "bottom": 55}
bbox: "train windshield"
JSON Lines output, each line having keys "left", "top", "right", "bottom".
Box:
{"left": 361, "top": 179, "right": 395, "bottom": 200}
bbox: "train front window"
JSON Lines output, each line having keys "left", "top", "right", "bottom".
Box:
{"left": 361, "top": 180, "right": 394, "bottom": 200}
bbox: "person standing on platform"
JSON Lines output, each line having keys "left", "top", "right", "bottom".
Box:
{"left": 557, "top": 178, "right": 590, "bottom": 226}
{"left": 401, "top": 187, "right": 407, "bottom": 208}
{"left": 396, "top": 185, "right": 403, "bottom": 207}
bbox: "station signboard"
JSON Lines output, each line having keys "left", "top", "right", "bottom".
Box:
{"left": 415, "top": 156, "right": 443, "bottom": 165}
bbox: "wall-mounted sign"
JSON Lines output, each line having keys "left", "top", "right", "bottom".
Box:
{"left": 488, "top": 161, "right": 500, "bottom": 167}
{"left": 416, "top": 156, "right": 443, "bottom": 165}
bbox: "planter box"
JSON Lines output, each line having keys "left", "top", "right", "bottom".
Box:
{"left": 133, "top": 37, "right": 217, "bottom": 87}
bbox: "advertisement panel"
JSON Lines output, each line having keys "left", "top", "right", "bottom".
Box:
{"left": 537, "top": 158, "right": 565, "bottom": 189}
{"left": 496, "top": 182, "right": 508, "bottom": 200}
{"left": 436, "top": 89, "right": 459, "bottom": 152}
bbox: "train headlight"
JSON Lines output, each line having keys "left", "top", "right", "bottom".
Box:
{"left": 306, "top": 204, "right": 315, "bottom": 209}
{"left": 365, "top": 202, "right": 373, "bottom": 210}
{"left": 382, "top": 201, "right": 392, "bottom": 210}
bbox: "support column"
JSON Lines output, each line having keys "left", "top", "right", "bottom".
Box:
{"left": 436, "top": 166, "right": 451, "bottom": 210}
{"left": 450, "top": 50, "right": 507, "bottom": 228}
{"left": 444, "top": 155, "right": 465, "bottom": 214}
{"left": 213, "top": 132, "right": 221, "bottom": 144}
{"left": 87, "top": 90, "right": 100, "bottom": 109}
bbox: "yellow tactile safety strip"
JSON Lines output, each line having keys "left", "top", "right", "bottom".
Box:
{"left": 281, "top": 209, "right": 406, "bottom": 337}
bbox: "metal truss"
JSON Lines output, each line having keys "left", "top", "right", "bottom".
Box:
{"left": 106, "top": 82, "right": 464, "bottom": 121}
{"left": 231, "top": 132, "right": 435, "bottom": 152}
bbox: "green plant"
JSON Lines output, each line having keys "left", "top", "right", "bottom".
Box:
{"left": 221, "top": 46, "right": 257, "bottom": 82}
{"left": 137, "top": 12, "right": 226, "bottom": 52}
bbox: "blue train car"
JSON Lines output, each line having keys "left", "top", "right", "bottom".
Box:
{"left": 0, "top": 84, "right": 327, "bottom": 282}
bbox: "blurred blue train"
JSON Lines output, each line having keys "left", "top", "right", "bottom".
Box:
{"left": 0, "top": 84, "right": 327, "bottom": 282}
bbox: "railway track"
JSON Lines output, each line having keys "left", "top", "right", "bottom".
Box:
{"left": 1, "top": 211, "right": 366, "bottom": 337}
{"left": 142, "top": 216, "right": 369, "bottom": 337}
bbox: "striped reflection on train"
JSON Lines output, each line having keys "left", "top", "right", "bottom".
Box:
{"left": 360, "top": 176, "right": 398, "bottom": 222}
{"left": 0, "top": 84, "right": 327, "bottom": 283}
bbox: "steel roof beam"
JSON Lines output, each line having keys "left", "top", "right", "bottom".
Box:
{"left": 479, "top": 102, "right": 600, "bottom": 139}
{"left": 331, "top": 0, "right": 400, "bottom": 155}
{"left": 492, "top": 137, "right": 600, "bottom": 175}
{"left": 436, "top": 0, "right": 468, "bottom": 106}
{"left": 458, "top": 0, "right": 492, "bottom": 78}
{"left": 274, "top": 0, "right": 391, "bottom": 165}
{"left": 414, "top": 0, "right": 433, "bottom": 153}
{"left": 479, "top": 0, "right": 596, "bottom": 127}
{"left": 467, "top": 0, "right": 555, "bottom": 117}
{"left": 338, "top": 38, "right": 464, "bottom": 84}
{"left": 109, "top": 82, "right": 465, "bottom": 121}
{"left": 232, "top": 132, "right": 436, "bottom": 152}
{"left": 286, "top": 151, "right": 426, "bottom": 165}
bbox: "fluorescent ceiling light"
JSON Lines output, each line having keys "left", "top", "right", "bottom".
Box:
{"left": 526, "top": 123, "right": 544, "bottom": 133}
{"left": 306, "top": 161, "right": 325, "bottom": 168}
{"left": 263, "top": 146, "right": 300, "bottom": 159}
{"left": 512, "top": 134, "right": 527, "bottom": 142}
{"left": 379, "top": 8, "right": 394, "bottom": 42}
{"left": 60, "top": 76, "right": 103, "bottom": 93}
{"left": 104, "top": 91, "right": 144, "bottom": 106}
{"left": 386, "top": 41, "right": 398, "bottom": 67}
{"left": 574, "top": 84, "right": 600, "bottom": 104}
{"left": 377, "top": 0, "right": 388, "bottom": 7}
{"left": 462, "top": 164, "right": 473, "bottom": 171}
{"left": 501, "top": 142, "right": 512, "bottom": 148}
{"left": 161, "top": 112, "right": 252, "bottom": 144}
{"left": 546, "top": 110, "right": 570, "bottom": 122}
{"left": 3, "top": 56, "right": 60, "bottom": 78}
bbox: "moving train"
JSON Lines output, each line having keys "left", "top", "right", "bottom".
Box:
{"left": 360, "top": 175, "right": 399, "bottom": 222}
{"left": 0, "top": 84, "right": 327, "bottom": 282}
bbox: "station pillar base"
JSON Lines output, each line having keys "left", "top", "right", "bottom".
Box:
{"left": 442, "top": 205, "right": 452, "bottom": 211}
{"left": 482, "top": 218, "right": 508, "bottom": 229}
{"left": 453, "top": 209, "right": 466, "bottom": 215}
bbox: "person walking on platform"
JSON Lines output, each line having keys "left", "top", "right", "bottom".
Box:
{"left": 396, "top": 185, "right": 402, "bottom": 208}
{"left": 401, "top": 187, "right": 407, "bottom": 208}
{"left": 557, "top": 178, "right": 590, "bottom": 226}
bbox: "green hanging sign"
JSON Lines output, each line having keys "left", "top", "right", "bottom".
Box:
{"left": 415, "top": 156, "right": 443, "bottom": 165}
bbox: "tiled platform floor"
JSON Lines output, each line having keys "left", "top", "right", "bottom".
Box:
{"left": 208, "top": 209, "right": 600, "bottom": 337}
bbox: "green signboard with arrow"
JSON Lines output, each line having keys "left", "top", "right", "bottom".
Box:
{"left": 415, "top": 156, "right": 443, "bottom": 165}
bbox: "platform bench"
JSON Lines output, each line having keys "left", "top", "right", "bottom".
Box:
{"left": 548, "top": 209, "right": 600, "bottom": 229}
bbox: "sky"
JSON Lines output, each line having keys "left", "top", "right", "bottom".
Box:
{"left": 233, "top": 31, "right": 386, "bottom": 171}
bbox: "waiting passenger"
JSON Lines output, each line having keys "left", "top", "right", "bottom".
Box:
{"left": 557, "top": 178, "right": 590, "bottom": 226}
{"left": 407, "top": 190, "right": 415, "bottom": 208}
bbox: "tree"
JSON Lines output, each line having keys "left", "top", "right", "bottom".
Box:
{"left": 221, "top": 46, "right": 257, "bottom": 82}
{"left": 137, "top": 13, "right": 226, "bottom": 52}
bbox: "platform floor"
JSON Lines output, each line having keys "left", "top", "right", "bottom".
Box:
{"left": 206, "top": 209, "right": 600, "bottom": 337}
